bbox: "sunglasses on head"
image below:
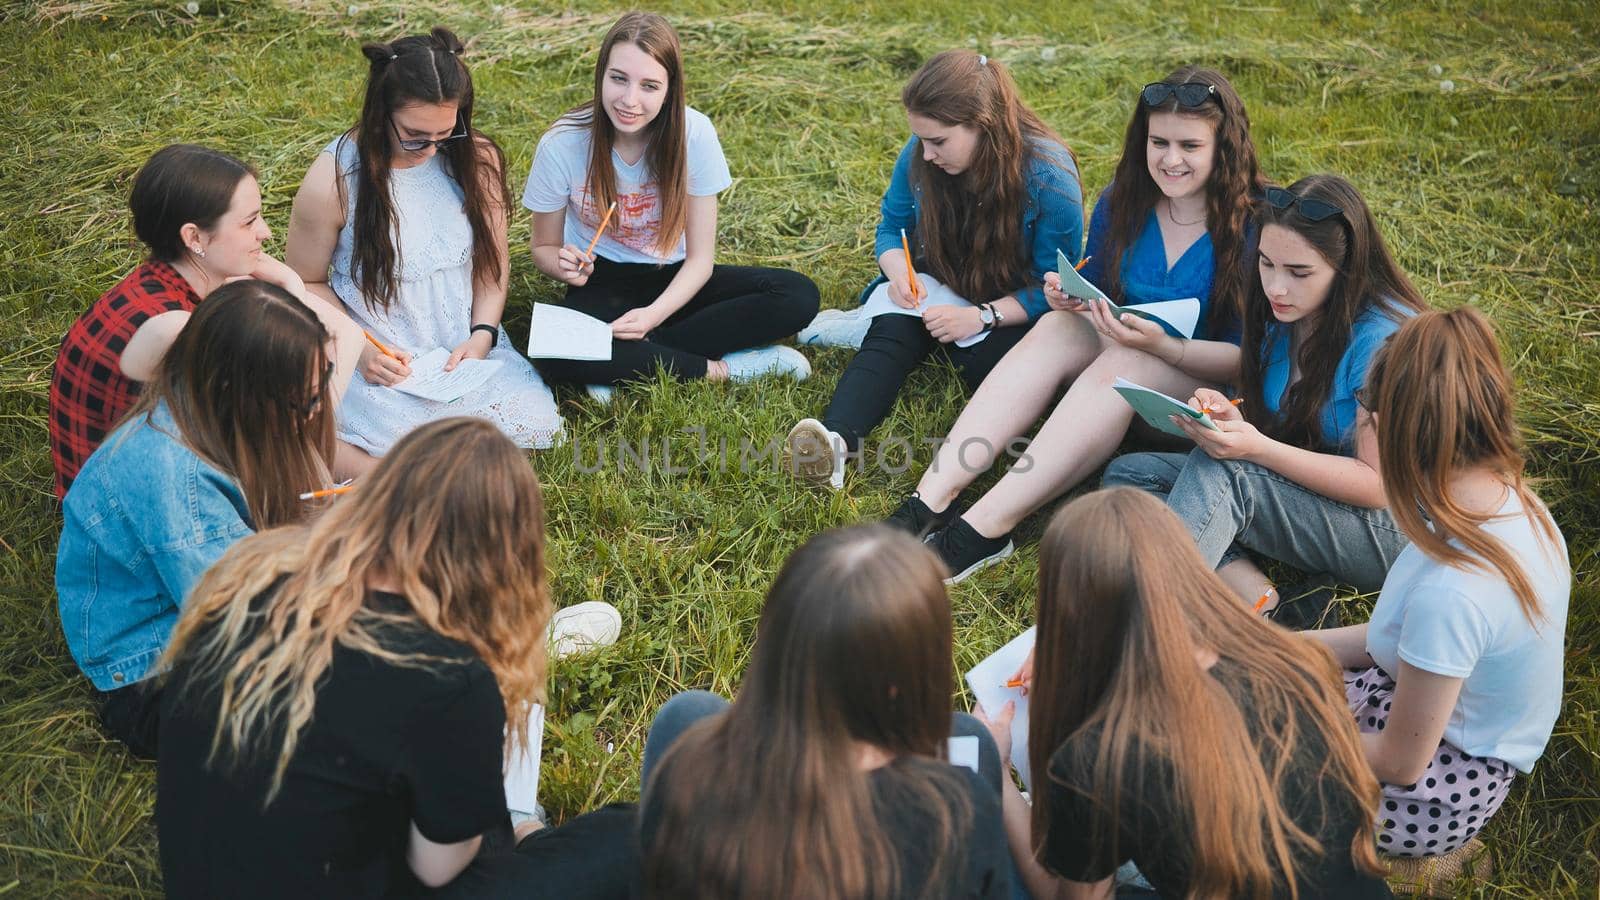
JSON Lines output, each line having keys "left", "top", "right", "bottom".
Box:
{"left": 1140, "top": 82, "right": 1218, "bottom": 109}
{"left": 389, "top": 117, "right": 468, "bottom": 152}
{"left": 1265, "top": 186, "right": 1345, "bottom": 223}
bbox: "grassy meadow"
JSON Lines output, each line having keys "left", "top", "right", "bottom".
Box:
{"left": 2, "top": 0, "right": 1597, "bottom": 895}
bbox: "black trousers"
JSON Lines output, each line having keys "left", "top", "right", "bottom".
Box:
{"left": 429, "top": 804, "right": 639, "bottom": 899}
{"left": 821, "top": 313, "right": 1033, "bottom": 450}
{"left": 97, "top": 680, "right": 163, "bottom": 759}
{"left": 533, "top": 258, "right": 819, "bottom": 384}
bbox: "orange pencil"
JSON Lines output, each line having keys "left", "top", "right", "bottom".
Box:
{"left": 362, "top": 329, "right": 403, "bottom": 363}
{"left": 900, "top": 228, "right": 921, "bottom": 302}
{"left": 1074, "top": 255, "right": 1092, "bottom": 272}
{"left": 1252, "top": 587, "right": 1275, "bottom": 614}
{"left": 584, "top": 200, "right": 619, "bottom": 258}
{"left": 1200, "top": 397, "right": 1245, "bottom": 416}
{"left": 299, "top": 484, "right": 355, "bottom": 501}
{"left": 1004, "top": 677, "right": 1026, "bottom": 689}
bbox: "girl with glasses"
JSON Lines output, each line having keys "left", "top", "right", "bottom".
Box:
{"left": 877, "top": 66, "right": 1261, "bottom": 584}
{"left": 786, "top": 48, "right": 1084, "bottom": 493}
{"left": 56, "top": 280, "right": 345, "bottom": 757}
{"left": 1310, "top": 308, "right": 1569, "bottom": 869}
{"left": 524, "top": 12, "right": 820, "bottom": 402}
{"left": 1104, "top": 174, "right": 1425, "bottom": 624}
{"left": 287, "top": 27, "right": 564, "bottom": 456}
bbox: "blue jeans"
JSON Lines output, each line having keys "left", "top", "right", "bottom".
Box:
{"left": 1102, "top": 450, "right": 1408, "bottom": 592}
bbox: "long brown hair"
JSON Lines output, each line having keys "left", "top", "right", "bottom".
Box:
{"left": 159, "top": 418, "right": 553, "bottom": 802}
{"left": 1103, "top": 65, "right": 1264, "bottom": 325}
{"left": 345, "top": 27, "right": 509, "bottom": 312}
{"left": 559, "top": 12, "right": 687, "bottom": 257}
{"left": 1238, "top": 174, "right": 1426, "bottom": 449}
{"left": 124, "top": 278, "right": 333, "bottom": 529}
{"left": 902, "top": 49, "right": 1078, "bottom": 304}
{"left": 1366, "top": 307, "right": 1564, "bottom": 625}
{"left": 1028, "top": 489, "right": 1383, "bottom": 899}
{"left": 642, "top": 525, "right": 969, "bottom": 899}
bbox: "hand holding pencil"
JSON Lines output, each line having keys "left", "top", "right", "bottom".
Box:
{"left": 359, "top": 329, "right": 412, "bottom": 386}
{"left": 557, "top": 200, "right": 618, "bottom": 287}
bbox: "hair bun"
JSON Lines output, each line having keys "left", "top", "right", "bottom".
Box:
{"left": 430, "top": 26, "right": 464, "bottom": 56}
{"left": 361, "top": 41, "right": 398, "bottom": 64}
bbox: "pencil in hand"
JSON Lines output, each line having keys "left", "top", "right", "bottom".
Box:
{"left": 900, "top": 228, "right": 921, "bottom": 303}
{"left": 1074, "top": 255, "right": 1092, "bottom": 272}
{"left": 1200, "top": 397, "right": 1245, "bottom": 416}
{"left": 362, "top": 329, "right": 403, "bottom": 363}
{"left": 584, "top": 200, "right": 619, "bottom": 260}
{"left": 299, "top": 484, "right": 355, "bottom": 501}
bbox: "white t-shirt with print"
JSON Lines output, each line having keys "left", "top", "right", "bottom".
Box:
{"left": 522, "top": 106, "right": 732, "bottom": 265}
{"left": 1366, "top": 492, "right": 1570, "bottom": 772}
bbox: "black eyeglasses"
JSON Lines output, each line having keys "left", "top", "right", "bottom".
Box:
{"left": 389, "top": 117, "right": 468, "bottom": 152}
{"left": 1141, "top": 82, "right": 1218, "bottom": 109}
{"left": 1354, "top": 385, "right": 1371, "bottom": 411}
{"left": 294, "top": 360, "right": 337, "bottom": 418}
{"left": 1265, "top": 186, "right": 1345, "bottom": 223}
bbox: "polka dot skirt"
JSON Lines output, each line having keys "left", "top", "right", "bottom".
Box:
{"left": 1345, "top": 664, "right": 1516, "bottom": 859}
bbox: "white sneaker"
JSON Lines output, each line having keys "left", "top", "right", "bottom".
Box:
{"left": 722, "top": 345, "right": 811, "bottom": 382}
{"left": 786, "top": 417, "right": 846, "bottom": 491}
{"left": 584, "top": 384, "right": 615, "bottom": 406}
{"left": 797, "top": 307, "right": 871, "bottom": 349}
{"left": 546, "top": 600, "right": 622, "bottom": 659}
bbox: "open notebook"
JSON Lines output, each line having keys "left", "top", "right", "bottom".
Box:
{"left": 858, "top": 274, "right": 991, "bottom": 348}
{"left": 391, "top": 348, "right": 504, "bottom": 404}
{"left": 1113, "top": 377, "right": 1219, "bottom": 439}
{"left": 966, "top": 626, "right": 1036, "bottom": 790}
{"left": 527, "top": 303, "right": 613, "bottom": 361}
{"left": 1055, "top": 250, "right": 1201, "bottom": 340}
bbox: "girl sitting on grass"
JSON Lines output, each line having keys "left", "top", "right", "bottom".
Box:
{"left": 879, "top": 66, "right": 1262, "bottom": 583}
{"left": 638, "top": 524, "right": 1012, "bottom": 899}
{"left": 1310, "top": 307, "right": 1569, "bottom": 870}
{"left": 156, "top": 418, "right": 634, "bottom": 899}
{"left": 1104, "top": 174, "right": 1424, "bottom": 624}
{"left": 48, "top": 144, "right": 363, "bottom": 498}
{"left": 786, "top": 48, "right": 1084, "bottom": 492}
{"left": 524, "top": 11, "right": 819, "bottom": 403}
{"left": 289, "top": 27, "right": 564, "bottom": 455}
{"left": 982, "top": 488, "right": 1392, "bottom": 899}
{"left": 56, "top": 280, "right": 343, "bottom": 757}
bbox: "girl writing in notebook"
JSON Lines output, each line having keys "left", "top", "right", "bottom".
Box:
{"left": 56, "top": 280, "right": 345, "bottom": 757}
{"left": 880, "top": 66, "right": 1262, "bottom": 583}
{"left": 48, "top": 144, "right": 364, "bottom": 497}
{"left": 1311, "top": 308, "right": 1569, "bottom": 867}
{"left": 638, "top": 524, "right": 1012, "bottom": 899}
{"left": 787, "top": 49, "right": 1083, "bottom": 491}
{"left": 155, "top": 418, "right": 635, "bottom": 899}
{"left": 981, "top": 488, "right": 1391, "bottom": 899}
{"left": 1104, "top": 174, "right": 1423, "bottom": 625}
{"left": 524, "top": 12, "right": 819, "bottom": 402}
{"left": 288, "top": 27, "right": 564, "bottom": 455}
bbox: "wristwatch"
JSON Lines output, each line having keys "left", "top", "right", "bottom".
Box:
{"left": 978, "top": 304, "right": 1001, "bottom": 332}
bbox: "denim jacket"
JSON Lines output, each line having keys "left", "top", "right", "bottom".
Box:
{"left": 56, "top": 402, "right": 254, "bottom": 691}
{"left": 865, "top": 136, "right": 1085, "bottom": 319}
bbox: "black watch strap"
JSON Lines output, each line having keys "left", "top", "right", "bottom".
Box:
{"left": 470, "top": 323, "right": 499, "bottom": 348}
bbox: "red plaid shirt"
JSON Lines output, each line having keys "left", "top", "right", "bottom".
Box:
{"left": 49, "top": 260, "right": 200, "bottom": 498}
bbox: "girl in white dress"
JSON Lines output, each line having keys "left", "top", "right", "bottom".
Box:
{"left": 288, "top": 26, "right": 562, "bottom": 458}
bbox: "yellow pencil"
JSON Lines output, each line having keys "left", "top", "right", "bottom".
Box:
{"left": 362, "top": 329, "right": 403, "bottom": 363}
{"left": 584, "top": 200, "right": 619, "bottom": 258}
{"left": 299, "top": 484, "right": 355, "bottom": 501}
{"left": 900, "top": 228, "right": 921, "bottom": 302}
{"left": 1074, "top": 255, "right": 1092, "bottom": 272}
{"left": 1200, "top": 397, "right": 1245, "bottom": 415}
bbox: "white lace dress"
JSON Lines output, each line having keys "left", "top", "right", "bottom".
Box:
{"left": 325, "top": 136, "right": 563, "bottom": 455}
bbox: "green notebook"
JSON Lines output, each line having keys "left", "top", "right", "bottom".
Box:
{"left": 1055, "top": 250, "right": 1201, "bottom": 339}
{"left": 1112, "top": 377, "right": 1218, "bottom": 439}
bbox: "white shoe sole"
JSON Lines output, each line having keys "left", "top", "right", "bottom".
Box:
{"left": 943, "top": 540, "right": 1015, "bottom": 585}
{"left": 786, "top": 418, "right": 841, "bottom": 488}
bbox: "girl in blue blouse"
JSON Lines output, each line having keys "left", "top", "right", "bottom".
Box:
{"left": 1105, "top": 174, "right": 1425, "bottom": 622}
{"left": 887, "top": 66, "right": 1265, "bottom": 583}
{"left": 785, "top": 50, "right": 1084, "bottom": 490}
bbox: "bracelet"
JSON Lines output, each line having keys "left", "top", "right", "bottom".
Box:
{"left": 470, "top": 323, "right": 499, "bottom": 348}
{"left": 1168, "top": 336, "right": 1188, "bottom": 369}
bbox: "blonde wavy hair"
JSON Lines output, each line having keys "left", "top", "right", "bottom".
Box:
{"left": 159, "top": 417, "right": 553, "bottom": 801}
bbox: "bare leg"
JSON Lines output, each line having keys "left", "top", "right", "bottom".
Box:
{"left": 333, "top": 440, "right": 379, "bottom": 482}
{"left": 961, "top": 345, "right": 1207, "bottom": 537}
{"left": 1217, "top": 557, "right": 1274, "bottom": 607}
{"left": 914, "top": 311, "right": 1105, "bottom": 511}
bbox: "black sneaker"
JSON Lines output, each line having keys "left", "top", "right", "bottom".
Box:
{"left": 883, "top": 492, "right": 961, "bottom": 538}
{"left": 926, "top": 517, "right": 1014, "bottom": 584}
{"left": 1266, "top": 575, "right": 1344, "bottom": 631}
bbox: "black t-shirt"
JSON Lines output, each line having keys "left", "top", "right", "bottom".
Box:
{"left": 157, "top": 591, "right": 508, "bottom": 899}
{"left": 639, "top": 755, "right": 1011, "bottom": 898}
{"left": 1041, "top": 659, "right": 1393, "bottom": 899}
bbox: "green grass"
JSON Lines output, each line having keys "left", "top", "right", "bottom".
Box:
{"left": 3, "top": 0, "right": 1597, "bottom": 895}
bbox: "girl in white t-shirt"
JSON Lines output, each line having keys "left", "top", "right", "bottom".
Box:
{"left": 524, "top": 12, "right": 819, "bottom": 400}
{"left": 1311, "top": 307, "right": 1570, "bottom": 863}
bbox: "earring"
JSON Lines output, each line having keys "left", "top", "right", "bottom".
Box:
{"left": 192, "top": 245, "right": 205, "bottom": 258}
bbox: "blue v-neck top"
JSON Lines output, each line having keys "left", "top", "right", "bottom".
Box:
{"left": 1079, "top": 185, "right": 1248, "bottom": 343}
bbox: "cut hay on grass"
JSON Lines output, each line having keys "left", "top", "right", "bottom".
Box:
{"left": 3, "top": 1, "right": 1598, "bottom": 896}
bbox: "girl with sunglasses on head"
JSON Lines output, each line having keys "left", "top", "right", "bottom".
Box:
{"left": 156, "top": 418, "right": 636, "bottom": 899}
{"left": 785, "top": 49, "right": 1084, "bottom": 492}
{"left": 1308, "top": 308, "right": 1569, "bottom": 868}
{"left": 638, "top": 524, "right": 1012, "bottom": 899}
{"left": 524, "top": 12, "right": 819, "bottom": 402}
{"left": 876, "top": 67, "right": 1261, "bottom": 583}
{"left": 1103, "top": 174, "right": 1425, "bottom": 624}
{"left": 56, "top": 280, "right": 347, "bottom": 758}
{"left": 288, "top": 27, "right": 563, "bottom": 455}
{"left": 980, "top": 488, "right": 1391, "bottom": 899}
{"left": 49, "top": 144, "right": 366, "bottom": 498}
